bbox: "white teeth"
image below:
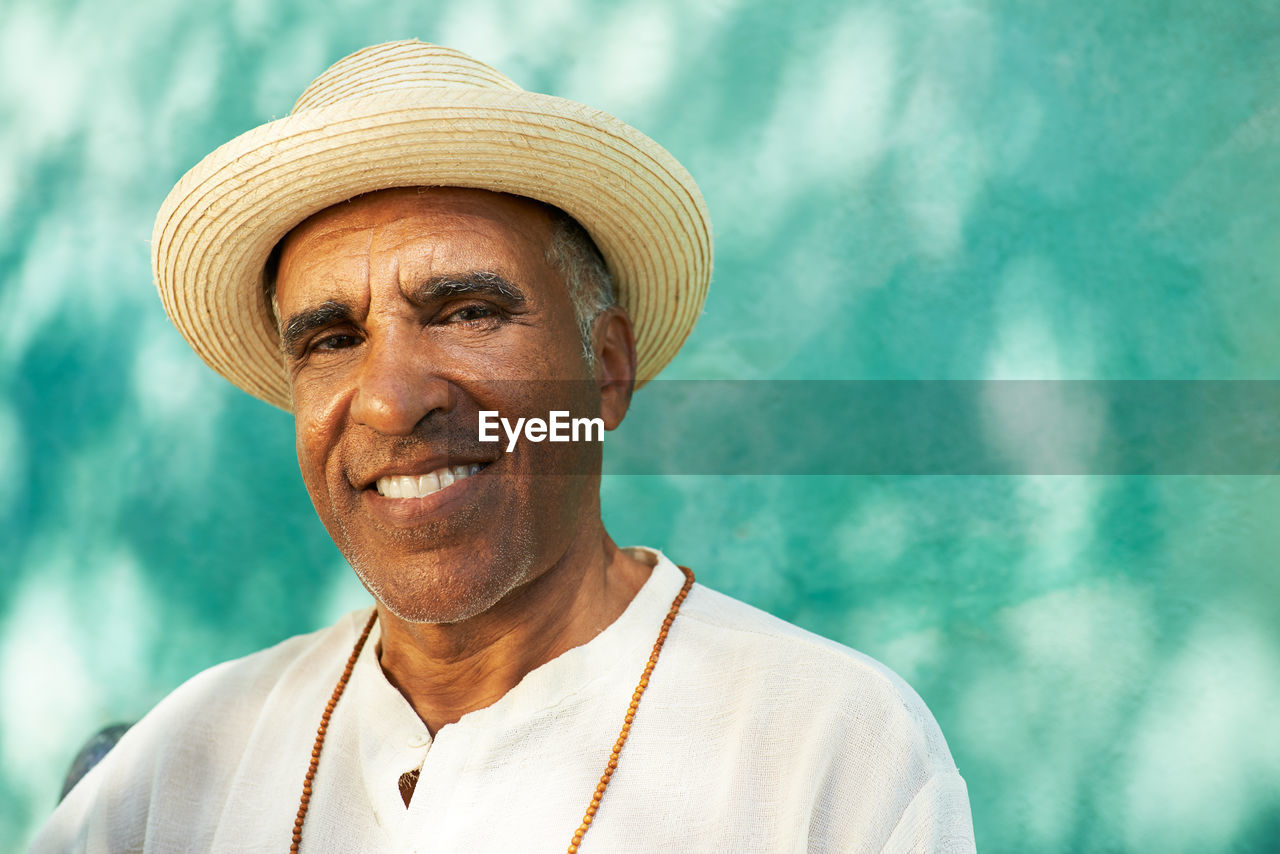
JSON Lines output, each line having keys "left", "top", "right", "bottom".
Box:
{"left": 418, "top": 471, "right": 441, "bottom": 494}
{"left": 376, "top": 464, "right": 482, "bottom": 499}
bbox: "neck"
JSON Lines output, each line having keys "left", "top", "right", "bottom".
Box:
{"left": 374, "top": 529, "right": 653, "bottom": 734}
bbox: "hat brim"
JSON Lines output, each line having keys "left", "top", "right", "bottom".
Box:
{"left": 152, "top": 87, "right": 711, "bottom": 411}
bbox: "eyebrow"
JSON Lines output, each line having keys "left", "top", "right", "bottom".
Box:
{"left": 280, "top": 300, "right": 354, "bottom": 357}
{"left": 277, "top": 272, "right": 527, "bottom": 357}
{"left": 409, "top": 271, "right": 527, "bottom": 306}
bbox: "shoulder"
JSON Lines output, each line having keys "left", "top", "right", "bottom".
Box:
{"left": 677, "top": 582, "right": 947, "bottom": 741}
{"left": 28, "top": 609, "right": 373, "bottom": 854}
{"left": 125, "top": 608, "right": 370, "bottom": 747}
{"left": 667, "top": 582, "right": 974, "bottom": 849}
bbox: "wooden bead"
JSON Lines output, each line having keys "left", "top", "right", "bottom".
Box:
{"left": 566, "top": 567, "right": 693, "bottom": 853}
{"left": 291, "top": 569, "right": 696, "bottom": 854}
{"left": 290, "top": 610, "right": 378, "bottom": 854}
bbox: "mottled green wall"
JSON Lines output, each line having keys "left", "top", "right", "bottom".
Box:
{"left": 3, "top": 1, "right": 1278, "bottom": 851}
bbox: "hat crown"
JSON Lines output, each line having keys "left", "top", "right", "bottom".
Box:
{"left": 156, "top": 39, "right": 710, "bottom": 410}
{"left": 292, "top": 40, "right": 523, "bottom": 114}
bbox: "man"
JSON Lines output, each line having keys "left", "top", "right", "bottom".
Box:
{"left": 32, "top": 41, "right": 975, "bottom": 852}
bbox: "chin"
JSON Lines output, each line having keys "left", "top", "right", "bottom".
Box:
{"left": 347, "top": 545, "right": 538, "bottom": 625}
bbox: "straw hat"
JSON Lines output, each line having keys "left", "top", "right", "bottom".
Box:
{"left": 152, "top": 40, "right": 711, "bottom": 411}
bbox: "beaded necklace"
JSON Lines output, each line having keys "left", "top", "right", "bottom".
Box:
{"left": 290, "top": 566, "right": 695, "bottom": 853}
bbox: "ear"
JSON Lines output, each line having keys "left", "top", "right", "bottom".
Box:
{"left": 591, "top": 307, "right": 636, "bottom": 430}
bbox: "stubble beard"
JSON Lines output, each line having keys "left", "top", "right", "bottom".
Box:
{"left": 333, "top": 496, "right": 542, "bottom": 625}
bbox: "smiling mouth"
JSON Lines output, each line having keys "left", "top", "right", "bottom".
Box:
{"left": 374, "top": 463, "right": 487, "bottom": 499}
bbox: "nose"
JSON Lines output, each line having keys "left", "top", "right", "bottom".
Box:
{"left": 349, "top": 336, "right": 452, "bottom": 435}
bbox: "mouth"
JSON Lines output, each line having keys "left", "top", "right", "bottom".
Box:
{"left": 373, "top": 463, "right": 488, "bottom": 499}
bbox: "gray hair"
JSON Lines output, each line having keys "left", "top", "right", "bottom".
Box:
{"left": 542, "top": 208, "right": 617, "bottom": 366}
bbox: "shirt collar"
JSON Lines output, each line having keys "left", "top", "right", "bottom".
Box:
{"left": 344, "top": 547, "right": 685, "bottom": 823}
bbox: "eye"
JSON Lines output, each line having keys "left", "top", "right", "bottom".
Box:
{"left": 444, "top": 303, "right": 501, "bottom": 324}
{"left": 313, "top": 332, "right": 360, "bottom": 351}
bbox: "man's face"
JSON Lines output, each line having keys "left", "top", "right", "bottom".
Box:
{"left": 274, "top": 187, "right": 610, "bottom": 623}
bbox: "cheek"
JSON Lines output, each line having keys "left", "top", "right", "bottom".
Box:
{"left": 292, "top": 399, "right": 345, "bottom": 505}
{"left": 294, "top": 424, "right": 320, "bottom": 480}
{"left": 294, "top": 425, "right": 330, "bottom": 509}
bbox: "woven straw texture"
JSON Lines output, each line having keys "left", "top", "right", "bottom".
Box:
{"left": 152, "top": 40, "right": 711, "bottom": 410}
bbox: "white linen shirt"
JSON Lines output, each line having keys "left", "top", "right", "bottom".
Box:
{"left": 32, "top": 549, "right": 975, "bottom": 853}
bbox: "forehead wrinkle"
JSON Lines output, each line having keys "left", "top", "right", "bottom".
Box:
{"left": 286, "top": 218, "right": 375, "bottom": 265}
{"left": 393, "top": 228, "right": 551, "bottom": 305}
{"left": 281, "top": 233, "right": 373, "bottom": 296}
{"left": 282, "top": 192, "right": 561, "bottom": 319}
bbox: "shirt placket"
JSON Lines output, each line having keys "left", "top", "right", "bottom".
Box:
{"left": 350, "top": 631, "right": 439, "bottom": 833}
{"left": 395, "top": 723, "right": 477, "bottom": 853}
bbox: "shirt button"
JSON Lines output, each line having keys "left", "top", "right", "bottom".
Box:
{"left": 407, "top": 733, "right": 429, "bottom": 748}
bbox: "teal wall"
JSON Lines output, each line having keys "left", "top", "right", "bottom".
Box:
{"left": 3, "top": 1, "right": 1279, "bottom": 851}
